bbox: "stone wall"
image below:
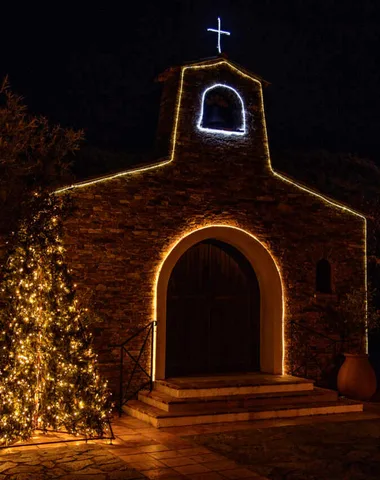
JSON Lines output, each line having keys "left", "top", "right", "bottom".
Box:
{"left": 59, "top": 59, "right": 366, "bottom": 397}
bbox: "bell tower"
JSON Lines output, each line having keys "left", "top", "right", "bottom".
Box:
{"left": 155, "top": 57, "right": 270, "bottom": 174}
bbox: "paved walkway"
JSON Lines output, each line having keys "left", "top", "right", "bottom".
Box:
{"left": 1, "top": 405, "right": 380, "bottom": 479}
{"left": 0, "top": 444, "right": 145, "bottom": 479}
{"left": 0, "top": 416, "right": 268, "bottom": 479}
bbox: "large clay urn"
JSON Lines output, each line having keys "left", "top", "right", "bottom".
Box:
{"left": 337, "top": 353, "right": 377, "bottom": 401}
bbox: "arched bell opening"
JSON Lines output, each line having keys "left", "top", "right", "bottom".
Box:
{"left": 198, "top": 85, "right": 245, "bottom": 134}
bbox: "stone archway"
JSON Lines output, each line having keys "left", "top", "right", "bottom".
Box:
{"left": 155, "top": 225, "right": 284, "bottom": 379}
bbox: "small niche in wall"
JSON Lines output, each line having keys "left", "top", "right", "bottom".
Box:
{"left": 316, "top": 258, "right": 332, "bottom": 294}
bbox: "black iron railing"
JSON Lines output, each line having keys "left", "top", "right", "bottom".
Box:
{"left": 289, "top": 320, "right": 347, "bottom": 388}
{"left": 110, "top": 320, "right": 156, "bottom": 416}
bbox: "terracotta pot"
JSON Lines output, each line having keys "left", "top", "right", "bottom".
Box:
{"left": 337, "top": 353, "right": 377, "bottom": 401}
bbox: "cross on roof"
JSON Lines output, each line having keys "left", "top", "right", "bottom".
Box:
{"left": 207, "top": 17, "right": 231, "bottom": 54}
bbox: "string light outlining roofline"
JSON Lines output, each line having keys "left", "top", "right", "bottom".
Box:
{"left": 53, "top": 56, "right": 368, "bottom": 353}
{"left": 54, "top": 58, "right": 366, "bottom": 221}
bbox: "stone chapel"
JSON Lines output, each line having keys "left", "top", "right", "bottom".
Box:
{"left": 57, "top": 57, "right": 367, "bottom": 426}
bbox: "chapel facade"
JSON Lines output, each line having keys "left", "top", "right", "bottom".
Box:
{"left": 58, "top": 58, "right": 367, "bottom": 402}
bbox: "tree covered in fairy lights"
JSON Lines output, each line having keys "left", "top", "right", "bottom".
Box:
{"left": 0, "top": 193, "right": 111, "bottom": 445}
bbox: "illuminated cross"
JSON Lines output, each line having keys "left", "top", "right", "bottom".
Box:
{"left": 207, "top": 17, "right": 230, "bottom": 54}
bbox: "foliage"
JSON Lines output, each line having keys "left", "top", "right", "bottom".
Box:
{"left": 0, "top": 78, "right": 83, "bottom": 237}
{"left": 0, "top": 193, "right": 111, "bottom": 445}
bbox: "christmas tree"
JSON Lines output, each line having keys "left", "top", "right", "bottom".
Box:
{"left": 0, "top": 193, "right": 111, "bottom": 445}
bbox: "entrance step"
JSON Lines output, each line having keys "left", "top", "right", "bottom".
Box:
{"left": 154, "top": 373, "right": 314, "bottom": 398}
{"left": 124, "top": 398, "right": 363, "bottom": 428}
{"left": 124, "top": 373, "right": 363, "bottom": 428}
{"left": 138, "top": 386, "right": 338, "bottom": 413}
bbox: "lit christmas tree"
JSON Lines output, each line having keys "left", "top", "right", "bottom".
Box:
{"left": 0, "top": 193, "right": 111, "bottom": 445}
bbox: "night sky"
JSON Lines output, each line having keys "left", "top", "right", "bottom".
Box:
{"left": 1, "top": 0, "right": 380, "bottom": 169}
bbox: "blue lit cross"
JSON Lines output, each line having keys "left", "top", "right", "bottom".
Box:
{"left": 207, "top": 17, "right": 230, "bottom": 54}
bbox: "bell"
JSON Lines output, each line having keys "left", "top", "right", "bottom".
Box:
{"left": 205, "top": 104, "right": 227, "bottom": 129}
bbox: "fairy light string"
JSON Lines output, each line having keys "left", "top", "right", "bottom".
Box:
{"left": 53, "top": 58, "right": 367, "bottom": 353}
{"left": 0, "top": 193, "right": 112, "bottom": 445}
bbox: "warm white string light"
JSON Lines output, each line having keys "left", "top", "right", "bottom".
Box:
{"left": 54, "top": 57, "right": 368, "bottom": 354}
{"left": 153, "top": 223, "right": 286, "bottom": 377}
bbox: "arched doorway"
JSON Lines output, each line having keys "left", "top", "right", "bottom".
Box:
{"left": 165, "top": 239, "right": 260, "bottom": 377}
{"left": 155, "top": 226, "right": 284, "bottom": 380}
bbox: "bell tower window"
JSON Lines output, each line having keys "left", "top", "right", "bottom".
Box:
{"left": 198, "top": 84, "right": 246, "bottom": 136}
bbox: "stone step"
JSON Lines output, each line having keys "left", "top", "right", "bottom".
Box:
{"left": 155, "top": 374, "right": 314, "bottom": 398}
{"left": 138, "top": 387, "right": 338, "bottom": 413}
{"left": 124, "top": 398, "right": 363, "bottom": 428}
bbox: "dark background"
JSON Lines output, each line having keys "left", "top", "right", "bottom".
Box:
{"left": 1, "top": 0, "right": 379, "bottom": 174}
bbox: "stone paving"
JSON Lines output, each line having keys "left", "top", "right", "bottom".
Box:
{"left": 184, "top": 412, "right": 380, "bottom": 479}
{"left": 1, "top": 406, "right": 380, "bottom": 479}
{"left": 0, "top": 444, "right": 144, "bottom": 480}
{"left": 0, "top": 415, "right": 268, "bottom": 479}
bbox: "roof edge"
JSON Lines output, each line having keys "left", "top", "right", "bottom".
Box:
{"left": 157, "top": 55, "right": 270, "bottom": 86}
{"left": 272, "top": 168, "right": 367, "bottom": 220}
{"left": 53, "top": 157, "right": 172, "bottom": 195}
{"left": 54, "top": 160, "right": 366, "bottom": 221}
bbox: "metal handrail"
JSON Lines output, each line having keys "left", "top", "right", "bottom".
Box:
{"left": 110, "top": 320, "right": 157, "bottom": 416}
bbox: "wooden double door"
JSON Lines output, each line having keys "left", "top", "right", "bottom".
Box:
{"left": 165, "top": 239, "right": 260, "bottom": 377}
